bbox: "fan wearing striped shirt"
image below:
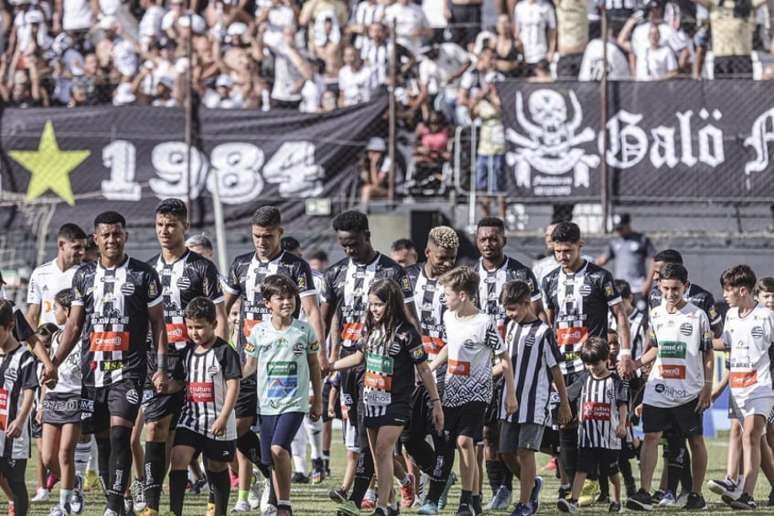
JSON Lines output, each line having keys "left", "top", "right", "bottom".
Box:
{"left": 166, "top": 297, "right": 242, "bottom": 516}
{"left": 557, "top": 337, "right": 629, "bottom": 514}
{"left": 499, "top": 280, "right": 572, "bottom": 516}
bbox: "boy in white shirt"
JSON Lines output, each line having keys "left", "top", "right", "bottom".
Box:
{"left": 719, "top": 265, "right": 774, "bottom": 510}
{"left": 430, "top": 267, "right": 516, "bottom": 516}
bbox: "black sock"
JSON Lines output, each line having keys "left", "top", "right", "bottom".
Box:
{"left": 207, "top": 469, "right": 230, "bottom": 516}
{"left": 323, "top": 450, "right": 330, "bottom": 472}
{"left": 681, "top": 449, "right": 692, "bottom": 494}
{"left": 485, "top": 460, "right": 503, "bottom": 495}
{"left": 237, "top": 432, "right": 271, "bottom": 478}
{"left": 599, "top": 474, "right": 610, "bottom": 498}
{"left": 107, "top": 426, "right": 132, "bottom": 513}
{"left": 169, "top": 469, "right": 188, "bottom": 516}
{"left": 472, "top": 493, "right": 482, "bottom": 513}
{"left": 96, "top": 435, "right": 111, "bottom": 497}
{"left": 349, "top": 451, "right": 374, "bottom": 506}
{"left": 5, "top": 460, "right": 28, "bottom": 516}
{"left": 268, "top": 469, "right": 278, "bottom": 507}
{"left": 502, "top": 466, "right": 514, "bottom": 491}
{"left": 460, "top": 489, "right": 472, "bottom": 506}
{"left": 144, "top": 441, "right": 165, "bottom": 510}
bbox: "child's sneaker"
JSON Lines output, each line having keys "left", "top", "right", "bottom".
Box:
{"left": 724, "top": 492, "right": 755, "bottom": 510}
{"left": 231, "top": 501, "right": 251, "bottom": 513}
{"left": 609, "top": 501, "right": 623, "bottom": 513}
{"left": 578, "top": 480, "right": 599, "bottom": 507}
{"left": 509, "top": 503, "right": 533, "bottom": 516}
{"left": 708, "top": 477, "right": 737, "bottom": 497}
{"left": 651, "top": 490, "right": 665, "bottom": 504}
{"left": 417, "top": 501, "right": 439, "bottom": 515}
{"left": 32, "top": 488, "right": 50, "bottom": 502}
{"left": 658, "top": 490, "right": 675, "bottom": 507}
{"left": 485, "top": 486, "right": 511, "bottom": 511}
{"left": 684, "top": 492, "right": 707, "bottom": 511}
{"left": 361, "top": 490, "right": 377, "bottom": 510}
{"left": 329, "top": 489, "right": 348, "bottom": 504}
{"left": 455, "top": 503, "right": 474, "bottom": 516}
{"left": 557, "top": 498, "right": 577, "bottom": 513}
{"left": 399, "top": 473, "right": 415, "bottom": 508}
{"left": 625, "top": 489, "right": 653, "bottom": 512}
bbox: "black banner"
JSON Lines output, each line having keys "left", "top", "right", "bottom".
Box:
{"left": 496, "top": 80, "right": 774, "bottom": 202}
{"left": 0, "top": 97, "right": 388, "bottom": 231}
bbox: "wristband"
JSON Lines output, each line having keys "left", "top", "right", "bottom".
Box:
{"left": 430, "top": 398, "right": 441, "bottom": 404}
{"left": 618, "top": 349, "right": 632, "bottom": 357}
{"left": 157, "top": 351, "right": 168, "bottom": 373}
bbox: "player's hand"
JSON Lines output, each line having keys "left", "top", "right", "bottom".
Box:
{"left": 327, "top": 400, "right": 337, "bottom": 418}
{"left": 431, "top": 402, "right": 444, "bottom": 435}
{"left": 152, "top": 371, "right": 168, "bottom": 393}
{"left": 617, "top": 354, "right": 635, "bottom": 379}
{"left": 634, "top": 404, "right": 643, "bottom": 418}
{"left": 42, "top": 364, "right": 58, "bottom": 388}
{"left": 558, "top": 401, "right": 573, "bottom": 426}
{"left": 6, "top": 419, "right": 22, "bottom": 438}
{"left": 505, "top": 394, "right": 518, "bottom": 416}
{"left": 210, "top": 417, "right": 226, "bottom": 437}
{"left": 615, "top": 423, "right": 627, "bottom": 439}
{"left": 35, "top": 408, "right": 43, "bottom": 425}
{"left": 309, "top": 395, "right": 322, "bottom": 422}
{"left": 319, "top": 355, "right": 332, "bottom": 377}
{"left": 696, "top": 384, "right": 712, "bottom": 412}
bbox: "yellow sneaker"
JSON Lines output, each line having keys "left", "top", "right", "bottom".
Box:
{"left": 206, "top": 502, "right": 216, "bottom": 516}
{"left": 83, "top": 470, "right": 100, "bottom": 492}
{"left": 578, "top": 479, "right": 600, "bottom": 507}
{"left": 139, "top": 509, "right": 159, "bottom": 516}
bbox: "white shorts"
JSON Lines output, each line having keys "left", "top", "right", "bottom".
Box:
{"left": 734, "top": 396, "right": 774, "bottom": 422}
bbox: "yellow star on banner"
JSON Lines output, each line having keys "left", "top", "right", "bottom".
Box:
{"left": 9, "top": 120, "right": 91, "bottom": 206}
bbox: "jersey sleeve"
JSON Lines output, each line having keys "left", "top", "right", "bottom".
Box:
{"left": 615, "top": 375, "right": 629, "bottom": 406}
{"left": 396, "top": 268, "right": 415, "bottom": 304}
{"left": 26, "top": 269, "right": 41, "bottom": 305}
{"left": 295, "top": 261, "right": 317, "bottom": 299}
{"left": 485, "top": 319, "right": 506, "bottom": 355}
{"left": 699, "top": 311, "right": 712, "bottom": 352}
{"left": 202, "top": 260, "right": 225, "bottom": 304}
{"left": 223, "top": 259, "right": 243, "bottom": 296}
{"left": 403, "top": 326, "right": 427, "bottom": 365}
{"left": 600, "top": 270, "right": 622, "bottom": 307}
{"left": 543, "top": 329, "right": 561, "bottom": 369}
{"left": 541, "top": 275, "right": 556, "bottom": 312}
{"left": 13, "top": 310, "right": 34, "bottom": 343}
{"left": 19, "top": 352, "right": 38, "bottom": 391}
{"left": 144, "top": 268, "right": 163, "bottom": 308}
{"left": 322, "top": 267, "right": 338, "bottom": 305}
{"left": 524, "top": 268, "right": 541, "bottom": 302}
{"left": 219, "top": 345, "right": 243, "bottom": 380}
{"left": 304, "top": 322, "right": 320, "bottom": 354}
{"left": 71, "top": 268, "right": 86, "bottom": 307}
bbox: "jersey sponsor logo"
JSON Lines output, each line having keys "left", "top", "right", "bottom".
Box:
{"left": 679, "top": 323, "right": 693, "bottom": 337}
{"left": 730, "top": 370, "right": 758, "bottom": 389}
{"left": 187, "top": 382, "right": 215, "bottom": 402}
{"left": 448, "top": 359, "right": 470, "bottom": 376}
{"left": 524, "top": 335, "right": 536, "bottom": 347}
{"left": 363, "top": 389, "right": 391, "bottom": 406}
{"left": 341, "top": 322, "right": 364, "bottom": 343}
{"left": 556, "top": 326, "right": 589, "bottom": 347}
{"left": 0, "top": 388, "right": 8, "bottom": 430}
{"left": 658, "top": 341, "right": 687, "bottom": 359}
{"left": 267, "top": 361, "right": 298, "bottom": 377}
{"left": 366, "top": 354, "right": 394, "bottom": 375}
{"left": 243, "top": 318, "right": 263, "bottom": 338}
{"left": 659, "top": 364, "right": 686, "bottom": 379}
{"left": 126, "top": 388, "right": 140, "bottom": 405}
{"left": 166, "top": 323, "right": 188, "bottom": 343}
{"left": 364, "top": 370, "right": 392, "bottom": 391}
{"left": 268, "top": 377, "right": 299, "bottom": 399}
{"left": 100, "top": 360, "right": 124, "bottom": 371}
{"left": 90, "top": 331, "right": 130, "bottom": 352}
{"left": 752, "top": 326, "right": 765, "bottom": 339}
{"left": 297, "top": 275, "right": 306, "bottom": 291}
{"left": 121, "top": 283, "right": 136, "bottom": 296}
{"left": 582, "top": 401, "right": 611, "bottom": 421}
{"left": 579, "top": 284, "right": 592, "bottom": 296}
{"left": 148, "top": 280, "right": 159, "bottom": 298}
{"left": 604, "top": 283, "right": 614, "bottom": 298}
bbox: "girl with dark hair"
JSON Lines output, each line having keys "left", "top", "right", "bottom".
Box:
{"left": 332, "top": 279, "right": 443, "bottom": 516}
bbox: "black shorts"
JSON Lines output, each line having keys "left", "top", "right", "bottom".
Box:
{"left": 42, "top": 392, "right": 81, "bottom": 426}
{"left": 235, "top": 379, "right": 257, "bottom": 421}
{"left": 174, "top": 427, "right": 235, "bottom": 463}
{"left": 406, "top": 385, "right": 433, "bottom": 436}
{"left": 322, "top": 381, "right": 341, "bottom": 423}
{"left": 81, "top": 378, "right": 143, "bottom": 434}
{"left": 443, "top": 402, "right": 487, "bottom": 441}
{"left": 540, "top": 427, "right": 560, "bottom": 456}
{"left": 142, "top": 389, "right": 184, "bottom": 428}
{"left": 0, "top": 458, "right": 26, "bottom": 481}
{"left": 485, "top": 378, "right": 503, "bottom": 427}
{"left": 642, "top": 398, "right": 703, "bottom": 437}
{"left": 577, "top": 447, "right": 620, "bottom": 476}
{"left": 364, "top": 402, "right": 410, "bottom": 429}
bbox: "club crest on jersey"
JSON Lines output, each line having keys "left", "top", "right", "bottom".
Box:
{"left": 579, "top": 284, "right": 592, "bottom": 296}
{"left": 126, "top": 389, "right": 139, "bottom": 405}
{"left": 4, "top": 367, "right": 16, "bottom": 382}
{"left": 293, "top": 341, "right": 305, "bottom": 356}
{"left": 122, "top": 283, "right": 136, "bottom": 296}
{"left": 401, "top": 276, "right": 411, "bottom": 291}
{"left": 679, "top": 323, "right": 693, "bottom": 336}
{"left": 207, "top": 365, "right": 218, "bottom": 377}
{"left": 752, "top": 326, "right": 765, "bottom": 339}
{"left": 604, "top": 284, "right": 614, "bottom": 297}
{"left": 524, "top": 335, "right": 535, "bottom": 347}
{"left": 297, "top": 276, "right": 306, "bottom": 290}
{"left": 177, "top": 276, "right": 191, "bottom": 290}
{"left": 463, "top": 339, "right": 476, "bottom": 350}
{"left": 411, "top": 346, "right": 425, "bottom": 360}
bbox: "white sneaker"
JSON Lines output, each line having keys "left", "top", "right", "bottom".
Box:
{"left": 47, "top": 505, "right": 70, "bottom": 516}
{"left": 259, "top": 478, "right": 272, "bottom": 512}
{"left": 248, "top": 480, "right": 263, "bottom": 510}
{"left": 231, "top": 500, "right": 251, "bottom": 513}
{"left": 260, "top": 506, "right": 277, "bottom": 516}
{"left": 131, "top": 479, "right": 146, "bottom": 512}
{"left": 102, "top": 510, "right": 120, "bottom": 516}
{"left": 32, "top": 488, "right": 50, "bottom": 502}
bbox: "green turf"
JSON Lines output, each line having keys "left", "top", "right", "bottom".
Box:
{"left": 19, "top": 432, "right": 772, "bottom": 515}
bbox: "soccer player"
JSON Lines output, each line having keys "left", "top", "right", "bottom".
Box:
{"left": 542, "top": 221, "right": 632, "bottom": 500}
{"left": 718, "top": 265, "right": 774, "bottom": 510}
{"left": 222, "top": 206, "right": 325, "bottom": 513}
{"left": 241, "top": 275, "right": 322, "bottom": 516}
{"left": 40, "top": 289, "right": 84, "bottom": 516}
{"left": 558, "top": 337, "right": 628, "bottom": 514}
{"left": 52, "top": 211, "right": 168, "bottom": 516}
{"left": 322, "top": 211, "right": 416, "bottom": 510}
{"left": 167, "top": 297, "right": 241, "bottom": 516}
{"left": 628, "top": 263, "right": 713, "bottom": 511}
{"left": 333, "top": 278, "right": 444, "bottom": 516}
{"left": 431, "top": 266, "right": 516, "bottom": 516}
{"left": 140, "top": 199, "right": 228, "bottom": 516}
{"left": 475, "top": 217, "right": 542, "bottom": 511}
{"left": 390, "top": 239, "right": 418, "bottom": 268}
{"left": 405, "top": 226, "right": 459, "bottom": 515}
{"left": 0, "top": 300, "right": 39, "bottom": 516}
{"left": 500, "top": 280, "right": 572, "bottom": 516}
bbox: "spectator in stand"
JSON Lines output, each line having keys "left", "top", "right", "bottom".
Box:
{"left": 473, "top": 88, "right": 506, "bottom": 219}
{"left": 413, "top": 110, "right": 451, "bottom": 188}
{"left": 416, "top": 42, "right": 471, "bottom": 122}
{"left": 688, "top": 0, "right": 765, "bottom": 77}
{"left": 390, "top": 239, "right": 418, "bottom": 267}
{"left": 1, "top": 67, "right": 45, "bottom": 106}
{"left": 310, "top": 15, "right": 343, "bottom": 81}
{"left": 618, "top": 21, "right": 679, "bottom": 79}
{"left": 359, "top": 136, "right": 391, "bottom": 211}
{"left": 385, "top": 0, "right": 432, "bottom": 54}
{"left": 348, "top": 0, "right": 386, "bottom": 53}
{"left": 338, "top": 44, "right": 377, "bottom": 106}
{"left": 422, "top": 0, "right": 448, "bottom": 42}
{"left": 458, "top": 46, "right": 503, "bottom": 123}
{"left": 555, "top": 0, "right": 588, "bottom": 78}
{"left": 256, "top": 0, "right": 297, "bottom": 51}
{"left": 272, "top": 27, "right": 312, "bottom": 109}
{"left": 513, "top": 0, "right": 557, "bottom": 75}
{"left": 579, "top": 28, "right": 631, "bottom": 80}
{"left": 492, "top": 15, "right": 525, "bottom": 77}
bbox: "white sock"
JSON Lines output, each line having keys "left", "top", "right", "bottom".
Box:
{"left": 60, "top": 489, "right": 72, "bottom": 507}
{"left": 87, "top": 437, "right": 98, "bottom": 471}
{"left": 291, "top": 425, "right": 308, "bottom": 474}
{"left": 304, "top": 416, "right": 323, "bottom": 460}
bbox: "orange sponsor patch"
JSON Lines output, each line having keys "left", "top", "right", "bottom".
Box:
{"left": 243, "top": 318, "right": 263, "bottom": 338}
{"left": 659, "top": 364, "right": 686, "bottom": 379}
{"left": 556, "top": 327, "right": 589, "bottom": 347}
{"left": 448, "top": 359, "right": 471, "bottom": 376}
{"left": 364, "top": 371, "right": 392, "bottom": 391}
{"left": 730, "top": 370, "right": 758, "bottom": 389}
{"left": 166, "top": 323, "right": 188, "bottom": 343}
{"left": 90, "top": 331, "right": 130, "bottom": 352}
{"left": 341, "top": 322, "right": 364, "bottom": 342}
{"left": 421, "top": 336, "right": 445, "bottom": 355}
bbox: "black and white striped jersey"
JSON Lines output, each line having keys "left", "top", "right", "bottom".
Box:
{"left": 323, "top": 253, "right": 413, "bottom": 354}
{"left": 500, "top": 319, "right": 561, "bottom": 425}
{"left": 71, "top": 257, "right": 163, "bottom": 388}
{"left": 406, "top": 263, "right": 446, "bottom": 385}
{"left": 146, "top": 250, "right": 224, "bottom": 381}
{"left": 478, "top": 257, "right": 541, "bottom": 337}
{"left": 542, "top": 261, "right": 621, "bottom": 377}
{"left": 0, "top": 344, "right": 37, "bottom": 459}
{"left": 177, "top": 338, "right": 242, "bottom": 441}
{"left": 572, "top": 371, "right": 628, "bottom": 449}
{"left": 609, "top": 306, "right": 648, "bottom": 361}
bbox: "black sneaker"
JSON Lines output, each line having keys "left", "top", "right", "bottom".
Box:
{"left": 626, "top": 489, "right": 653, "bottom": 512}
{"left": 652, "top": 490, "right": 665, "bottom": 504}
{"left": 291, "top": 472, "right": 310, "bottom": 484}
{"left": 684, "top": 492, "right": 707, "bottom": 511}
{"left": 558, "top": 485, "right": 572, "bottom": 500}
{"left": 557, "top": 498, "right": 577, "bottom": 513}
{"left": 768, "top": 487, "right": 774, "bottom": 507}
{"left": 369, "top": 508, "right": 389, "bottom": 516}
{"left": 724, "top": 492, "right": 756, "bottom": 510}
{"left": 329, "top": 488, "right": 348, "bottom": 503}
{"left": 609, "top": 501, "right": 623, "bottom": 513}
{"left": 456, "top": 503, "right": 474, "bottom": 516}
{"left": 595, "top": 494, "right": 611, "bottom": 505}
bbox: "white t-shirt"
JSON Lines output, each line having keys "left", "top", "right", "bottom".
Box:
{"left": 139, "top": 5, "right": 166, "bottom": 40}
{"left": 514, "top": 0, "right": 557, "bottom": 64}
{"left": 63, "top": 0, "right": 93, "bottom": 31}
{"left": 635, "top": 45, "right": 677, "bottom": 80}
{"left": 631, "top": 21, "right": 675, "bottom": 57}
{"left": 644, "top": 302, "right": 712, "bottom": 408}
{"left": 27, "top": 260, "right": 77, "bottom": 325}
{"left": 384, "top": 2, "right": 429, "bottom": 53}
{"left": 338, "top": 64, "right": 377, "bottom": 106}
{"left": 724, "top": 304, "right": 774, "bottom": 402}
{"left": 422, "top": 0, "right": 447, "bottom": 28}
{"left": 261, "top": 4, "right": 295, "bottom": 49}
{"left": 578, "top": 39, "right": 631, "bottom": 81}
{"left": 299, "top": 75, "right": 326, "bottom": 112}
{"left": 443, "top": 311, "right": 505, "bottom": 407}
{"left": 418, "top": 42, "right": 470, "bottom": 96}
{"left": 49, "top": 330, "right": 81, "bottom": 395}
{"left": 272, "top": 50, "right": 304, "bottom": 102}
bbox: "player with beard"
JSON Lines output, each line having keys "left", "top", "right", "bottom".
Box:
{"left": 475, "top": 217, "right": 542, "bottom": 511}
{"left": 542, "top": 222, "right": 633, "bottom": 502}
{"left": 138, "top": 199, "right": 228, "bottom": 516}
{"left": 222, "top": 206, "right": 326, "bottom": 514}
{"left": 404, "top": 226, "right": 458, "bottom": 515}
{"left": 322, "top": 211, "right": 417, "bottom": 514}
